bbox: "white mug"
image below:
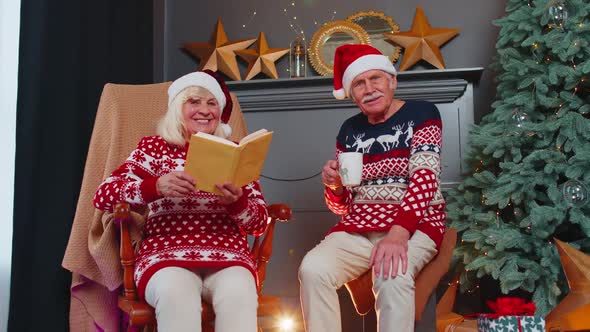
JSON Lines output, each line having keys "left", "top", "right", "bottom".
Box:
{"left": 338, "top": 152, "right": 363, "bottom": 187}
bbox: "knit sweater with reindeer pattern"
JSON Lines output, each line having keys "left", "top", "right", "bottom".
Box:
{"left": 93, "top": 135, "right": 268, "bottom": 299}
{"left": 326, "top": 100, "right": 446, "bottom": 248}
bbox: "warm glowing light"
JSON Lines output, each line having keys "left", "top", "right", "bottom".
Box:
{"left": 279, "top": 317, "right": 295, "bottom": 331}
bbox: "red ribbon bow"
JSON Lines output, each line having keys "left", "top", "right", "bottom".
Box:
{"left": 486, "top": 297, "right": 536, "bottom": 318}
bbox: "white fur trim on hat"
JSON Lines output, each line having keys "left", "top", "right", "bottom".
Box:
{"left": 333, "top": 88, "right": 346, "bottom": 100}
{"left": 167, "top": 72, "right": 227, "bottom": 110}
{"left": 220, "top": 123, "right": 232, "bottom": 138}
{"left": 342, "top": 54, "right": 397, "bottom": 98}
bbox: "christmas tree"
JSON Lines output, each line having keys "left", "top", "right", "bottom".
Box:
{"left": 447, "top": 0, "right": 590, "bottom": 316}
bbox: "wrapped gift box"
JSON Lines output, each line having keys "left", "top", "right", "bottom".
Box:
{"left": 477, "top": 315, "right": 545, "bottom": 332}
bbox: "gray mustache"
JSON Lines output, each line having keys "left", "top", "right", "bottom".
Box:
{"left": 362, "top": 92, "right": 385, "bottom": 104}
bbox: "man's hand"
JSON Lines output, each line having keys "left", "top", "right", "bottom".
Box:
{"left": 322, "top": 159, "right": 344, "bottom": 196}
{"left": 369, "top": 225, "right": 411, "bottom": 279}
{"left": 216, "top": 182, "right": 244, "bottom": 205}
{"left": 156, "top": 171, "right": 196, "bottom": 197}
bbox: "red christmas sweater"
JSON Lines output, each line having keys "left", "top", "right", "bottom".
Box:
{"left": 326, "top": 100, "right": 446, "bottom": 248}
{"left": 93, "top": 135, "right": 268, "bottom": 299}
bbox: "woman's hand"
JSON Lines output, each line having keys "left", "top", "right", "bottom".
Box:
{"left": 156, "top": 171, "right": 197, "bottom": 197}
{"left": 216, "top": 182, "right": 244, "bottom": 205}
{"left": 369, "top": 225, "right": 411, "bottom": 279}
{"left": 322, "top": 159, "right": 343, "bottom": 195}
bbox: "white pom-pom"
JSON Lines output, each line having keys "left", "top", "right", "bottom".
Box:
{"left": 333, "top": 88, "right": 346, "bottom": 100}
{"left": 220, "top": 123, "right": 232, "bottom": 138}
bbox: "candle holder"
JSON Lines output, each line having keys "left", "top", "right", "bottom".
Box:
{"left": 289, "top": 36, "right": 307, "bottom": 78}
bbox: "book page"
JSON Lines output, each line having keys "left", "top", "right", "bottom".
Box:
{"left": 235, "top": 131, "right": 273, "bottom": 187}
{"left": 239, "top": 128, "right": 269, "bottom": 146}
{"left": 195, "top": 132, "right": 238, "bottom": 147}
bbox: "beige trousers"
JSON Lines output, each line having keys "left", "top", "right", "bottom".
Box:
{"left": 299, "top": 230, "right": 437, "bottom": 332}
{"left": 145, "top": 266, "right": 258, "bottom": 332}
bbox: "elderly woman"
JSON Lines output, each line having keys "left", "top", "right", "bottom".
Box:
{"left": 93, "top": 70, "right": 268, "bottom": 332}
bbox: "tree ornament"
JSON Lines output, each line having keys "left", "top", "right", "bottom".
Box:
{"left": 511, "top": 108, "right": 531, "bottom": 129}
{"left": 548, "top": 0, "right": 569, "bottom": 29}
{"left": 562, "top": 180, "right": 588, "bottom": 208}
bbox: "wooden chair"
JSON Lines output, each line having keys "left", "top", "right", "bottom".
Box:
{"left": 115, "top": 202, "right": 291, "bottom": 332}
{"left": 344, "top": 228, "right": 458, "bottom": 323}
{"left": 93, "top": 82, "right": 292, "bottom": 331}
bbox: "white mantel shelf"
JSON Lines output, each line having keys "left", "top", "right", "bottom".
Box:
{"left": 226, "top": 67, "right": 484, "bottom": 112}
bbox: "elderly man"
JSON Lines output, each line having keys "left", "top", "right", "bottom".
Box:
{"left": 299, "top": 44, "right": 446, "bottom": 332}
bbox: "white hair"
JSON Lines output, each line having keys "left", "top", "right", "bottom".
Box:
{"left": 157, "top": 86, "right": 227, "bottom": 146}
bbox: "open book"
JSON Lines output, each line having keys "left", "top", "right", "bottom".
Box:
{"left": 184, "top": 129, "right": 273, "bottom": 194}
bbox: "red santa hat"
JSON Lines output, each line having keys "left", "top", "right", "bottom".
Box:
{"left": 168, "top": 69, "right": 233, "bottom": 137}
{"left": 332, "top": 44, "right": 397, "bottom": 100}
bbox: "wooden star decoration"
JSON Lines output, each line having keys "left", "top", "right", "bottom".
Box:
{"left": 235, "top": 32, "right": 289, "bottom": 80}
{"left": 384, "top": 5, "right": 460, "bottom": 71}
{"left": 183, "top": 18, "right": 256, "bottom": 81}
{"left": 545, "top": 239, "right": 590, "bottom": 332}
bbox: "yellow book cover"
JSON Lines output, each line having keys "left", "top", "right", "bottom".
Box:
{"left": 184, "top": 129, "right": 273, "bottom": 194}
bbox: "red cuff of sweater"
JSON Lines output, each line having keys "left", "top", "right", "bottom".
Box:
{"left": 225, "top": 192, "right": 248, "bottom": 215}
{"left": 324, "top": 187, "right": 348, "bottom": 203}
{"left": 140, "top": 177, "right": 162, "bottom": 203}
{"left": 394, "top": 208, "right": 421, "bottom": 235}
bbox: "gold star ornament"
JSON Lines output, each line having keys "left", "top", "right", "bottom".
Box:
{"left": 235, "top": 32, "right": 289, "bottom": 80}
{"left": 183, "top": 18, "right": 256, "bottom": 81}
{"left": 384, "top": 6, "right": 460, "bottom": 71}
{"left": 545, "top": 239, "right": 590, "bottom": 331}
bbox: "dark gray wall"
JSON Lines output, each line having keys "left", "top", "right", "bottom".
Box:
{"left": 158, "top": 0, "right": 507, "bottom": 121}
{"left": 156, "top": 1, "right": 507, "bottom": 330}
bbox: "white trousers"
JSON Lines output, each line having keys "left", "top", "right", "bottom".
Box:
{"left": 299, "top": 230, "right": 437, "bottom": 332}
{"left": 145, "top": 266, "right": 258, "bottom": 332}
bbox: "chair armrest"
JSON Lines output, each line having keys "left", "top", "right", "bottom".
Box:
{"left": 254, "top": 204, "right": 292, "bottom": 294}
{"left": 414, "top": 228, "right": 457, "bottom": 321}
{"left": 115, "top": 202, "right": 138, "bottom": 301}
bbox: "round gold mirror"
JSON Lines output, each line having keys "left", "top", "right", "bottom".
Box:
{"left": 309, "top": 20, "right": 370, "bottom": 76}
{"left": 346, "top": 11, "right": 401, "bottom": 64}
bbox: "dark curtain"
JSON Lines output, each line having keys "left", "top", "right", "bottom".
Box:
{"left": 9, "top": 1, "right": 153, "bottom": 330}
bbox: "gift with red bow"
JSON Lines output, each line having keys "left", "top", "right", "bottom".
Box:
{"left": 476, "top": 297, "right": 545, "bottom": 332}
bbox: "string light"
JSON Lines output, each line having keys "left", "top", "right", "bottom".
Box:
{"left": 241, "top": 9, "right": 258, "bottom": 30}
{"left": 282, "top": 1, "right": 306, "bottom": 40}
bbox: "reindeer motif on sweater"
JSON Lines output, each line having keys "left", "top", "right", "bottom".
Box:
{"left": 327, "top": 100, "right": 446, "bottom": 249}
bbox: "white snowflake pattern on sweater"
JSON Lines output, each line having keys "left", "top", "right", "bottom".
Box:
{"left": 94, "top": 135, "right": 268, "bottom": 298}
